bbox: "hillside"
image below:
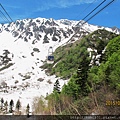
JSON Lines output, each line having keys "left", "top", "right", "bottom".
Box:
{"left": 41, "top": 29, "right": 118, "bottom": 79}
{"left": 34, "top": 29, "right": 120, "bottom": 115}
{"left": 0, "top": 17, "right": 120, "bottom": 115}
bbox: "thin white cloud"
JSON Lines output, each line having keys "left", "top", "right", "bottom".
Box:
{"left": 5, "top": 5, "right": 20, "bottom": 9}
{"left": 34, "top": 0, "right": 97, "bottom": 12}
{"left": 2, "top": 0, "right": 97, "bottom": 21}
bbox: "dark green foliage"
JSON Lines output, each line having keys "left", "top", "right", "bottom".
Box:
{"left": 9, "top": 99, "right": 14, "bottom": 113}
{"left": 0, "top": 98, "right": 4, "bottom": 110}
{"left": 51, "top": 39, "right": 90, "bottom": 79}
{"left": 104, "top": 35, "right": 120, "bottom": 61}
{"left": 10, "top": 99, "right": 14, "bottom": 106}
{"left": 61, "top": 47, "right": 91, "bottom": 98}
{"left": 4, "top": 101, "right": 8, "bottom": 107}
{"left": 60, "top": 31, "right": 120, "bottom": 114}
{"left": 88, "top": 66, "right": 100, "bottom": 89}
{"left": 88, "top": 35, "right": 120, "bottom": 93}
{"left": 98, "top": 50, "right": 120, "bottom": 92}
{"left": 16, "top": 99, "right": 21, "bottom": 111}
{"left": 59, "top": 39, "right": 91, "bottom": 98}
{"left": 62, "top": 74, "right": 80, "bottom": 99}
{"left": 4, "top": 101, "right": 8, "bottom": 113}
{"left": 26, "top": 104, "right": 30, "bottom": 116}
{"left": 76, "top": 65, "right": 90, "bottom": 96}
{"left": 53, "top": 79, "right": 60, "bottom": 93}
{"left": 1, "top": 98, "right": 4, "bottom": 103}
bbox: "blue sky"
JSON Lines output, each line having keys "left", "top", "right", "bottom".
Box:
{"left": 0, "top": 0, "right": 120, "bottom": 28}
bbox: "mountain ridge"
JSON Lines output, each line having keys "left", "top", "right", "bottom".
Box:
{"left": 1, "top": 17, "right": 120, "bottom": 45}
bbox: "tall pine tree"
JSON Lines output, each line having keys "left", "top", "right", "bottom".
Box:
{"left": 26, "top": 104, "right": 30, "bottom": 117}
{"left": 4, "top": 101, "right": 8, "bottom": 113}
{"left": 53, "top": 79, "right": 60, "bottom": 93}
{"left": 16, "top": 99, "right": 21, "bottom": 112}
{"left": 0, "top": 98, "right": 4, "bottom": 110}
{"left": 9, "top": 99, "right": 14, "bottom": 113}
{"left": 76, "top": 47, "right": 90, "bottom": 96}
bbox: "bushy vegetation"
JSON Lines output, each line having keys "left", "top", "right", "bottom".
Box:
{"left": 96, "top": 36, "right": 120, "bottom": 92}
{"left": 35, "top": 29, "right": 120, "bottom": 115}
{"left": 41, "top": 29, "right": 118, "bottom": 79}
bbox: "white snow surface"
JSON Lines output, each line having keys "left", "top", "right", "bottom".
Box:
{"left": 0, "top": 30, "right": 68, "bottom": 113}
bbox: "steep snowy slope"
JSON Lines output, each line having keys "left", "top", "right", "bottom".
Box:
{"left": 0, "top": 25, "right": 78, "bottom": 114}
{"left": 0, "top": 31, "right": 69, "bottom": 113}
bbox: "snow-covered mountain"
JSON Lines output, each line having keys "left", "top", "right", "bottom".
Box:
{"left": 1, "top": 17, "right": 120, "bottom": 45}
{"left": 0, "top": 17, "right": 119, "bottom": 114}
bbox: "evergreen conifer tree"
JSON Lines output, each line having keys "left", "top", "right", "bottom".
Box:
{"left": 76, "top": 49, "right": 90, "bottom": 96}
{"left": 53, "top": 79, "right": 60, "bottom": 93}
{"left": 9, "top": 99, "right": 14, "bottom": 113}
{"left": 0, "top": 98, "right": 4, "bottom": 110}
{"left": 26, "top": 104, "right": 30, "bottom": 117}
{"left": 4, "top": 101, "right": 8, "bottom": 113}
{"left": 16, "top": 99, "right": 21, "bottom": 112}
